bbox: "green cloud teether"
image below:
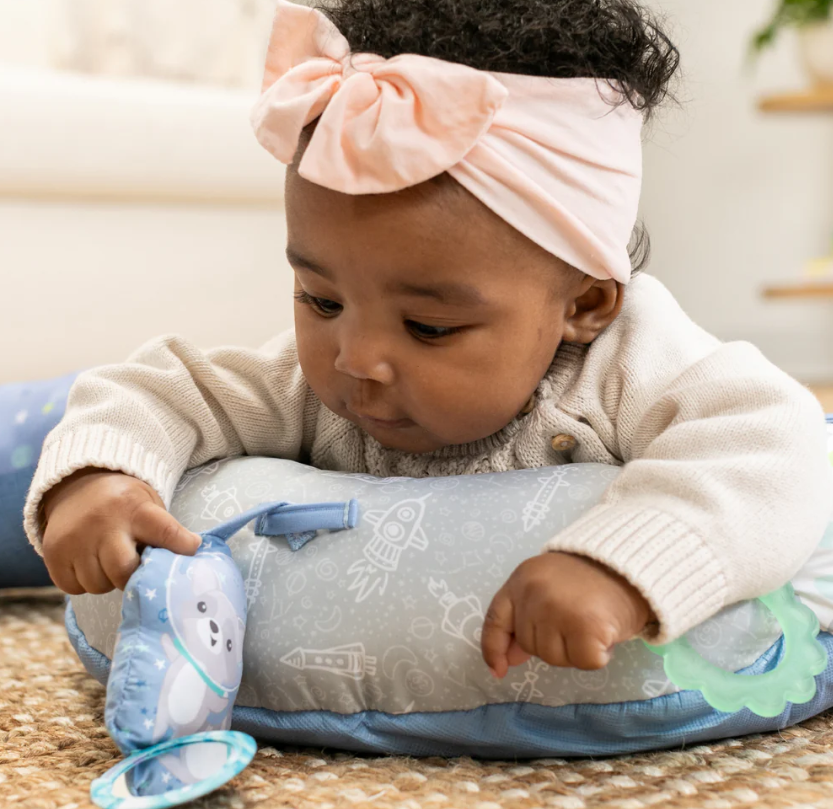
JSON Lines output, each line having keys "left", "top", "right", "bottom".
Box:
{"left": 646, "top": 584, "right": 828, "bottom": 718}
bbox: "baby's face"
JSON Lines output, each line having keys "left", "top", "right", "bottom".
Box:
{"left": 285, "top": 170, "right": 587, "bottom": 454}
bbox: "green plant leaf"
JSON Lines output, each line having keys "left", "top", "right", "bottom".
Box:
{"left": 751, "top": 0, "right": 832, "bottom": 52}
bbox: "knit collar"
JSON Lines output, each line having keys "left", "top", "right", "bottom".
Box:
{"left": 364, "top": 340, "right": 588, "bottom": 462}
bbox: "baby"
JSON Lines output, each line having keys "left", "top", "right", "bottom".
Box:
{"left": 27, "top": 0, "right": 831, "bottom": 680}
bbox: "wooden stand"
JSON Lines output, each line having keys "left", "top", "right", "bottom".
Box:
{"left": 758, "top": 88, "right": 833, "bottom": 301}
{"left": 762, "top": 281, "right": 833, "bottom": 299}
{"left": 758, "top": 86, "right": 833, "bottom": 113}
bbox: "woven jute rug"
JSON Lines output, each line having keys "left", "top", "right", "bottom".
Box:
{"left": 4, "top": 595, "right": 833, "bottom": 809}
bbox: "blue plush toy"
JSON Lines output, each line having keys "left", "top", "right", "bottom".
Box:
{"left": 95, "top": 499, "right": 358, "bottom": 803}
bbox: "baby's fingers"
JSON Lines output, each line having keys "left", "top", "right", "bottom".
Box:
{"left": 73, "top": 556, "right": 114, "bottom": 595}
{"left": 533, "top": 626, "right": 569, "bottom": 668}
{"left": 44, "top": 555, "right": 84, "bottom": 595}
{"left": 506, "top": 638, "right": 532, "bottom": 668}
{"left": 130, "top": 501, "right": 201, "bottom": 556}
{"left": 565, "top": 627, "right": 615, "bottom": 671}
{"left": 481, "top": 588, "right": 515, "bottom": 679}
{"left": 99, "top": 536, "right": 142, "bottom": 591}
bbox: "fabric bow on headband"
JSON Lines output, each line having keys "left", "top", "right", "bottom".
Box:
{"left": 251, "top": 0, "right": 644, "bottom": 284}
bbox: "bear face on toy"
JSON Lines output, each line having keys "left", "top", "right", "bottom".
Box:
{"left": 154, "top": 554, "right": 246, "bottom": 742}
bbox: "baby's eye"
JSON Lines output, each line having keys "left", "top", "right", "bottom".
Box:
{"left": 406, "top": 321, "right": 462, "bottom": 340}
{"left": 294, "top": 290, "right": 342, "bottom": 316}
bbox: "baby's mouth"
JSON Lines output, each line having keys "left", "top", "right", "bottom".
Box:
{"left": 360, "top": 415, "right": 414, "bottom": 430}
{"left": 346, "top": 406, "right": 414, "bottom": 430}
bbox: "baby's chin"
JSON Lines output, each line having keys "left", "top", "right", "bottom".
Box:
{"left": 357, "top": 420, "right": 449, "bottom": 455}
{"left": 334, "top": 410, "right": 448, "bottom": 454}
{"left": 323, "top": 398, "right": 499, "bottom": 455}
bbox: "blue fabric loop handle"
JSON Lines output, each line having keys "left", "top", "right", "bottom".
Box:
{"left": 205, "top": 499, "right": 359, "bottom": 545}
{"left": 254, "top": 501, "right": 359, "bottom": 539}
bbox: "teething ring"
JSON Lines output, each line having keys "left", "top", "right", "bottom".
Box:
{"left": 645, "top": 584, "right": 828, "bottom": 717}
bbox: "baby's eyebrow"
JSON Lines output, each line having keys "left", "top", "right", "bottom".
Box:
{"left": 286, "top": 247, "right": 332, "bottom": 279}
{"left": 288, "top": 246, "right": 487, "bottom": 307}
{"left": 393, "top": 281, "right": 487, "bottom": 307}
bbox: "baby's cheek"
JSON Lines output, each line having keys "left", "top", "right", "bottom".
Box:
{"left": 416, "top": 373, "right": 527, "bottom": 444}
{"left": 296, "top": 325, "right": 337, "bottom": 395}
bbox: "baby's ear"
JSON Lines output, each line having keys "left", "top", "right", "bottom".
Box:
{"left": 561, "top": 279, "right": 625, "bottom": 344}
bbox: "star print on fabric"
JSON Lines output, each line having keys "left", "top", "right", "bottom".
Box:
{"left": 161, "top": 772, "right": 171, "bottom": 784}
{"left": 154, "top": 659, "right": 166, "bottom": 670}
{"left": 135, "top": 643, "right": 149, "bottom": 653}
{"left": 144, "top": 719, "right": 153, "bottom": 730}
{"left": 292, "top": 615, "right": 307, "bottom": 630}
{"left": 402, "top": 596, "right": 417, "bottom": 609}
{"left": 14, "top": 410, "right": 27, "bottom": 425}
{"left": 144, "top": 588, "right": 157, "bottom": 601}
{"left": 125, "top": 590, "right": 134, "bottom": 601}
{"left": 434, "top": 552, "right": 448, "bottom": 564}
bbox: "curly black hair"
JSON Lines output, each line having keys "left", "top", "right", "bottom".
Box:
{"left": 316, "top": 0, "right": 682, "bottom": 273}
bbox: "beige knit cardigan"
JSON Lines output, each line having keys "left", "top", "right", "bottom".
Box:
{"left": 24, "top": 274, "right": 833, "bottom": 643}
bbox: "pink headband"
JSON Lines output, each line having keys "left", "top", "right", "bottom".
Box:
{"left": 251, "top": 0, "right": 644, "bottom": 284}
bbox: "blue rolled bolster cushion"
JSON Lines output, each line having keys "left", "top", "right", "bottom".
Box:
{"left": 65, "top": 419, "right": 833, "bottom": 759}
{"left": 0, "top": 372, "right": 79, "bottom": 589}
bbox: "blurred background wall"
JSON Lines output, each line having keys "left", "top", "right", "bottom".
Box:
{"left": 641, "top": 0, "right": 833, "bottom": 383}
{"left": 1, "top": 0, "right": 832, "bottom": 391}
{"left": 0, "top": 0, "right": 293, "bottom": 383}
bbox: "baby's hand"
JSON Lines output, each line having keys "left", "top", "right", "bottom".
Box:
{"left": 41, "top": 468, "right": 202, "bottom": 595}
{"left": 481, "top": 552, "right": 653, "bottom": 675}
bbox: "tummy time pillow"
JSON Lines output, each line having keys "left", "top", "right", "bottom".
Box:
{"left": 66, "top": 422, "right": 833, "bottom": 759}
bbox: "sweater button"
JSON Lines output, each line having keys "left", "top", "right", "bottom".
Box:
{"left": 551, "top": 434, "right": 577, "bottom": 452}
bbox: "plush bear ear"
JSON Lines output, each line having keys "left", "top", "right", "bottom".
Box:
{"left": 191, "top": 559, "right": 221, "bottom": 596}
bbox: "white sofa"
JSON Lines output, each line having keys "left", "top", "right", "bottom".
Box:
{"left": 0, "top": 68, "right": 294, "bottom": 384}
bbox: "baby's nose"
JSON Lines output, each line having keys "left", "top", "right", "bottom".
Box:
{"left": 334, "top": 331, "right": 395, "bottom": 385}
{"left": 210, "top": 620, "right": 219, "bottom": 634}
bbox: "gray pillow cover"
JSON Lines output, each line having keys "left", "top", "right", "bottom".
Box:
{"left": 69, "top": 457, "right": 808, "bottom": 717}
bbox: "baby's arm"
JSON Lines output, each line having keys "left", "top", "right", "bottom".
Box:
{"left": 26, "top": 330, "right": 312, "bottom": 592}
{"left": 484, "top": 277, "right": 831, "bottom": 671}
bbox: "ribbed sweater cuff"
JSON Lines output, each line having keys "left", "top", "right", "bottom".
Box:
{"left": 542, "top": 504, "right": 728, "bottom": 644}
{"left": 23, "top": 426, "right": 178, "bottom": 555}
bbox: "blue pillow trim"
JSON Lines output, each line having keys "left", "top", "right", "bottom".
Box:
{"left": 65, "top": 601, "right": 833, "bottom": 759}
{"left": 65, "top": 598, "right": 112, "bottom": 686}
